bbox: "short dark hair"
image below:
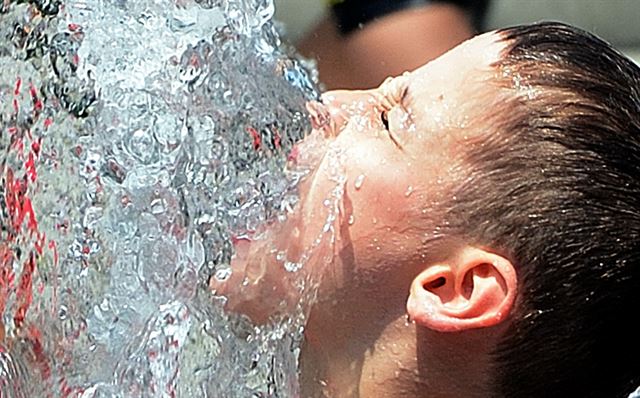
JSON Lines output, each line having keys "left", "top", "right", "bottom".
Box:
{"left": 447, "top": 22, "right": 640, "bottom": 397}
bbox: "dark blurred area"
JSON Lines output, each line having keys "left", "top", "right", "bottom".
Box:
{"left": 275, "top": 0, "right": 640, "bottom": 89}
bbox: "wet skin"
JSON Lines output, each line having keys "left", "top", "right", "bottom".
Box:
{"left": 213, "top": 32, "right": 510, "bottom": 398}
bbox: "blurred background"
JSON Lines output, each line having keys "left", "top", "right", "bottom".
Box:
{"left": 273, "top": 0, "right": 640, "bottom": 89}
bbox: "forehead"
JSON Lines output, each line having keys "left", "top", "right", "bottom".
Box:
{"left": 402, "top": 31, "right": 507, "bottom": 137}
{"left": 409, "top": 31, "right": 505, "bottom": 92}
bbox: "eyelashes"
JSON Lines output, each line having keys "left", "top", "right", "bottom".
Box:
{"left": 378, "top": 90, "right": 395, "bottom": 131}
{"left": 378, "top": 82, "right": 410, "bottom": 130}
{"left": 380, "top": 106, "right": 403, "bottom": 150}
{"left": 381, "top": 110, "right": 390, "bottom": 130}
{"left": 378, "top": 84, "right": 410, "bottom": 150}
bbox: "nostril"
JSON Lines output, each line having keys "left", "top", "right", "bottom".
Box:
{"left": 306, "top": 100, "right": 332, "bottom": 131}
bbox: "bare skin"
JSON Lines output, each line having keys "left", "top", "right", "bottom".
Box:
{"left": 213, "top": 32, "right": 518, "bottom": 397}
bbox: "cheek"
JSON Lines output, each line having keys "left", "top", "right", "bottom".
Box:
{"left": 307, "top": 126, "right": 454, "bottom": 255}
{"left": 343, "top": 140, "right": 408, "bottom": 208}
{"left": 338, "top": 138, "right": 456, "bottom": 258}
{"left": 339, "top": 142, "right": 422, "bottom": 258}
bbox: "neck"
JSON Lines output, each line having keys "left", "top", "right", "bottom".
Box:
{"left": 300, "top": 314, "right": 499, "bottom": 398}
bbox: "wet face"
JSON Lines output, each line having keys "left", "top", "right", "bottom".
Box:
{"left": 213, "top": 31, "right": 515, "bottom": 397}
{"left": 300, "top": 32, "right": 506, "bottom": 305}
{"left": 213, "top": 32, "right": 509, "bottom": 335}
{"left": 283, "top": 32, "right": 514, "bottom": 397}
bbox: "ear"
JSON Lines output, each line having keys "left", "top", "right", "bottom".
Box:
{"left": 406, "top": 247, "right": 517, "bottom": 332}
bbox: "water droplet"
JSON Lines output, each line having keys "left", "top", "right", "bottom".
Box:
{"left": 405, "top": 186, "right": 414, "bottom": 197}
{"left": 59, "top": 305, "right": 68, "bottom": 320}
{"left": 354, "top": 174, "right": 365, "bottom": 190}
{"left": 150, "top": 198, "right": 165, "bottom": 214}
{"left": 284, "top": 261, "right": 302, "bottom": 272}
{"left": 125, "top": 127, "right": 159, "bottom": 164}
{"left": 347, "top": 214, "right": 355, "bottom": 225}
{"left": 179, "top": 45, "right": 205, "bottom": 84}
{"left": 214, "top": 268, "right": 231, "bottom": 282}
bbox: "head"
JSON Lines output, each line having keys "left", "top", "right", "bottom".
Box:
{"left": 448, "top": 23, "right": 640, "bottom": 398}
{"left": 214, "top": 21, "right": 640, "bottom": 397}
{"left": 295, "top": 22, "right": 640, "bottom": 397}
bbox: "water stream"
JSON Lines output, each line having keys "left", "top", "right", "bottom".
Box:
{"left": 0, "top": 1, "right": 324, "bottom": 396}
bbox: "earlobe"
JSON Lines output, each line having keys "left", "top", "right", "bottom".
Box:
{"left": 406, "top": 247, "right": 517, "bottom": 332}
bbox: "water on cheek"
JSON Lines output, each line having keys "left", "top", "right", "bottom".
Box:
{"left": 403, "top": 112, "right": 417, "bottom": 133}
{"left": 354, "top": 174, "right": 365, "bottom": 190}
{"left": 277, "top": 139, "right": 350, "bottom": 285}
{"left": 405, "top": 186, "right": 414, "bottom": 197}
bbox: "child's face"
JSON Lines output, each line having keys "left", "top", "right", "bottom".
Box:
{"left": 215, "top": 31, "right": 508, "bottom": 328}
{"left": 299, "top": 31, "right": 507, "bottom": 299}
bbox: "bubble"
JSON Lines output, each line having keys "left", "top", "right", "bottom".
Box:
{"left": 125, "top": 127, "right": 160, "bottom": 165}
{"left": 179, "top": 45, "right": 206, "bottom": 85}
{"left": 150, "top": 198, "right": 166, "bottom": 214}
{"left": 214, "top": 268, "right": 232, "bottom": 282}
{"left": 59, "top": 305, "right": 68, "bottom": 320}
{"left": 153, "top": 112, "right": 183, "bottom": 152}
{"left": 49, "top": 32, "right": 80, "bottom": 80}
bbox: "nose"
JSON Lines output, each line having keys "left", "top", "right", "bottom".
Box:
{"left": 305, "top": 100, "right": 333, "bottom": 134}
{"left": 310, "top": 89, "right": 384, "bottom": 137}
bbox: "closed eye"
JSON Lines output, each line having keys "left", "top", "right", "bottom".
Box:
{"left": 380, "top": 109, "right": 403, "bottom": 150}
{"left": 381, "top": 110, "right": 390, "bottom": 130}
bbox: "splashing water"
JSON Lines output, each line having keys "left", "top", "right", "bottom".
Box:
{"left": 0, "top": 0, "right": 337, "bottom": 396}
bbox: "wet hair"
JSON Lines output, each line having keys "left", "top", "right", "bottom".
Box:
{"left": 447, "top": 22, "right": 640, "bottom": 397}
